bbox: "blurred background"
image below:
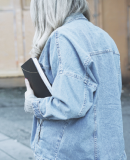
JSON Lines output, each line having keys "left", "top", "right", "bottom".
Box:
{"left": 0, "top": 0, "right": 129, "bottom": 160}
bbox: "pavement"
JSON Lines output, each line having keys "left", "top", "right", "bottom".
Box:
{"left": 0, "top": 84, "right": 130, "bottom": 160}
{"left": 0, "top": 133, "right": 34, "bottom": 160}
{"left": 0, "top": 87, "right": 35, "bottom": 160}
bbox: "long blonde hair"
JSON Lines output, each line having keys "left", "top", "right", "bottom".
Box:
{"left": 29, "top": 0, "right": 90, "bottom": 59}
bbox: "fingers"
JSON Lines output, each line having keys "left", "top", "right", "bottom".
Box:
{"left": 24, "top": 78, "right": 34, "bottom": 97}
{"left": 25, "top": 78, "right": 30, "bottom": 91}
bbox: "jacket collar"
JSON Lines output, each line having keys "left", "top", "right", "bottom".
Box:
{"left": 63, "top": 12, "right": 88, "bottom": 26}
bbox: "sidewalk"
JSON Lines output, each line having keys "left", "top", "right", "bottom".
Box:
{"left": 0, "top": 87, "right": 35, "bottom": 160}
{"left": 0, "top": 133, "right": 35, "bottom": 160}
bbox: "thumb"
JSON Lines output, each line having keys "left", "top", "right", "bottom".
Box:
{"left": 25, "top": 78, "right": 30, "bottom": 90}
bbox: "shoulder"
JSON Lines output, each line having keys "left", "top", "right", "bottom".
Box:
{"left": 44, "top": 25, "right": 76, "bottom": 58}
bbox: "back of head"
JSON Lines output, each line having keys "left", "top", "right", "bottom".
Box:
{"left": 29, "top": 0, "right": 91, "bottom": 59}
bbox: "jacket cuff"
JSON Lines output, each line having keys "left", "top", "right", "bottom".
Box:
{"left": 31, "top": 98, "right": 44, "bottom": 119}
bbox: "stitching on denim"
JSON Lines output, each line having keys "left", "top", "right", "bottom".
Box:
{"left": 78, "top": 82, "right": 87, "bottom": 117}
{"left": 55, "top": 30, "right": 63, "bottom": 74}
{"left": 38, "top": 100, "right": 42, "bottom": 115}
{"left": 54, "top": 120, "right": 69, "bottom": 160}
{"left": 113, "top": 51, "right": 120, "bottom": 55}
{"left": 84, "top": 73, "right": 93, "bottom": 87}
{"left": 64, "top": 17, "right": 87, "bottom": 25}
{"left": 32, "top": 99, "right": 43, "bottom": 118}
{"left": 83, "top": 73, "right": 89, "bottom": 84}
{"left": 84, "top": 55, "right": 92, "bottom": 67}
{"left": 88, "top": 49, "right": 119, "bottom": 56}
{"left": 37, "top": 100, "right": 49, "bottom": 120}
{"left": 63, "top": 14, "right": 87, "bottom": 25}
{"left": 83, "top": 56, "right": 96, "bottom": 88}
{"left": 84, "top": 73, "right": 97, "bottom": 91}
{"left": 93, "top": 105, "right": 98, "bottom": 160}
{"left": 90, "top": 49, "right": 112, "bottom": 55}
{"left": 62, "top": 71, "right": 84, "bottom": 81}
{"left": 70, "top": 15, "right": 87, "bottom": 21}
{"left": 88, "top": 81, "right": 97, "bottom": 90}
{"left": 74, "top": 17, "right": 87, "bottom": 21}
{"left": 32, "top": 103, "right": 38, "bottom": 118}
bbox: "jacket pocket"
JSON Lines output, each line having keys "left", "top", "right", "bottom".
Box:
{"left": 34, "top": 119, "right": 70, "bottom": 159}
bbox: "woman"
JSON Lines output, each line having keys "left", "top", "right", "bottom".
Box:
{"left": 24, "top": 0, "right": 127, "bottom": 160}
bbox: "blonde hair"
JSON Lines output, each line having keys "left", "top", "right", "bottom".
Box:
{"left": 29, "top": 0, "right": 90, "bottom": 59}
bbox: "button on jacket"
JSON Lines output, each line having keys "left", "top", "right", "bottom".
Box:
{"left": 30, "top": 12, "right": 127, "bottom": 160}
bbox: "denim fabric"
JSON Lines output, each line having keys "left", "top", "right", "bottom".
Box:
{"left": 30, "top": 12, "right": 127, "bottom": 160}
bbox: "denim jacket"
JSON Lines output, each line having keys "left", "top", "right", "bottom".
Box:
{"left": 30, "top": 12, "right": 127, "bottom": 160}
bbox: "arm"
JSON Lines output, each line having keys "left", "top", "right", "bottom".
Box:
{"left": 30, "top": 30, "right": 98, "bottom": 120}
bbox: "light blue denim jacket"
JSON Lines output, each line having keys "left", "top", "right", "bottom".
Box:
{"left": 30, "top": 12, "right": 127, "bottom": 160}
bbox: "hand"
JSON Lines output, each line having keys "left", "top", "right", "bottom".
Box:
{"left": 24, "top": 78, "right": 36, "bottom": 114}
{"left": 25, "top": 78, "right": 34, "bottom": 98}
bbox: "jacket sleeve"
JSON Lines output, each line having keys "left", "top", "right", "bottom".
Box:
{"left": 31, "top": 30, "right": 98, "bottom": 120}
